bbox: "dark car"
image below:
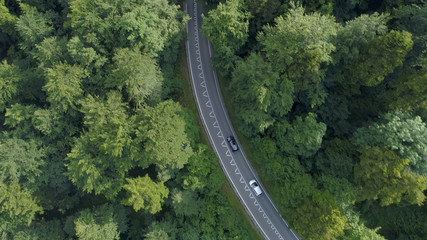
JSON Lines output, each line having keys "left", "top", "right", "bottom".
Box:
{"left": 227, "top": 136, "right": 239, "bottom": 152}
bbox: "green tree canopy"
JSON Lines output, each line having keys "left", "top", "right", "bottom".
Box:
{"left": 333, "top": 13, "right": 388, "bottom": 66}
{"left": 344, "top": 30, "right": 413, "bottom": 88}
{"left": 0, "top": 61, "right": 20, "bottom": 111}
{"left": 73, "top": 204, "right": 126, "bottom": 240}
{"left": 354, "top": 146, "right": 427, "bottom": 206}
{"left": 43, "top": 62, "right": 85, "bottom": 113}
{"left": 202, "top": 0, "right": 250, "bottom": 53}
{"left": 122, "top": 175, "right": 169, "bottom": 214}
{"left": 0, "top": 0, "right": 17, "bottom": 35}
{"left": 0, "top": 135, "right": 44, "bottom": 185}
{"left": 228, "top": 53, "right": 293, "bottom": 135}
{"left": 15, "top": 4, "right": 53, "bottom": 52}
{"left": 0, "top": 182, "right": 43, "bottom": 227}
{"left": 341, "top": 208, "right": 385, "bottom": 240}
{"left": 258, "top": 3, "right": 338, "bottom": 106}
{"left": 292, "top": 190, "right": 346, "bottom": 240}
{"left": 270, "top": 113, "right": 326, "bottom": 157}
{"left": 136, "top": 100, "right": 193, "bottom": 173}
{"left": 353, "top": 110, "right": 427, "bottom": 175}
{"left": 170, "top": 189, "right": 200, "bottom": 217}
{"left": 67, "top": 0, "right": 186, "bottom": 55}
{"left": 106, "top": 48, "right": 163, "bottom": 106}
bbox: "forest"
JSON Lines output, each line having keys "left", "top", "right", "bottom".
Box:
{"left": 0, "top": 0, "right": 426, "bottom": 239}
{"left": 202, "top": 0, "right": 427, "bottom": 239}
{"left": 0, "top": 0, "right": 260, "bottom": 239}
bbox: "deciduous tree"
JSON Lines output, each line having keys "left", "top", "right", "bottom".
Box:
{"left": 270, "top": 113, "right": 326, "bottom": 157}
{"left": 258, "top": 3, "right": 338, "bottom": 106}
{"left": 106, "top": 48, "right": 163, "bottom": 106}
{"left": 136, "top": 100, "right": 193, "bottom": 172}
{"left": 344, "top": 30, "right": 413, "bottom": 88}
{"left": 122, "top": 175, "right": 169, "bottom": 214}
{"left": 353, "top": 110, "right": 427, "bottom": 175}
{"left": 354, "top": 147, "right": 427, "bottom": 206}
{"left": 228, "top": 53, "right": 293, "bottom": 135}
{"left": 292, "top": 190, "right": 346, "bottom": 240}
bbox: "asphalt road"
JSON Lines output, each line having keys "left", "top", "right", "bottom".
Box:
{"left": 184, "top": 1, "right": 301, "bottom": 239}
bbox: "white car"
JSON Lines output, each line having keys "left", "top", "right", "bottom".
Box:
{"left": 249, "top": 179, "right": 262, "bottom": 196}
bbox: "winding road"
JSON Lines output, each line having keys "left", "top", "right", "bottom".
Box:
{"left": 184, "top": 0, "right": 300, "bottom": 239}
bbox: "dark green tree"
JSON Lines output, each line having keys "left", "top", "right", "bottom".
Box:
{"left": 170, "top": 189, "right": 200, "bottom": 217}
{"left": 228, "top": 53, "right": 293, "bottom": 135}
{"left": 12, "top": 219, "right": 65, "bottom": 240}
{"left": 270, "top": 113, "right": 326, "bottom": 157}
{"left": 258, "top": 4, "right": 338, "bottom": 107}
{"left": 0, "top": 135, "right": 44, "bottom": 186}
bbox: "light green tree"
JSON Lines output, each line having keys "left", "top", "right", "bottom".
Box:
{"left": 73, "top": 204, "right": 123, "bottom": 240}
{"left": 122, "top": 175, "right": 169, "bottom": 214}
{"left": 353, "top": 110, "right": 427, "bottom": 175}
{"left": 333, "top": 13, "right": 388, "bottom": 65}
{"left": 136, "top": 100, "right": 193, "bottom": 171}
{"left": 106, "top": 48, "right": 163, "bottom": 106}
{"left": 354, "top": 147, "right": 427, "bottom": 206}
{"left": 292, "top": 190, "right": 347, "bottom": 240}
{"left": 32, "top": 37, "right": 68, "bottom": 68}
{"left": 0, "top": 61, "right": 20, "bottom": 111}
{"left": 341, "top": 208, "right": 385, "bottom": 240}
{"left": 67, "top": 0, "right": 186, "bottom": 55}
{"left": 43, "top": 62, "right": 85, "bottom": 113}
{"left": 66, "top": 92, "right": 135, "bottom": 198}
{"left": 202, "top": 0, "right": 250, "bottom": 53}
{"left": 0, "top": 0, "right": 17, "bottom": 35}
{"left": 15, "top": 4, "right": 53, "bottom": 52}
{"left": 344, "top": 30, "right": 413, "bottom": 88}
{"left": 0, "top": 182, "right": 43, "bottom": 226}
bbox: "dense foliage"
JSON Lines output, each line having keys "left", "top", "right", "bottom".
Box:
{"left": 0, "top": 0, "right": 258, "bottom": 239}
{"left": 203, "top": 0, "right": 427, "bottom": 239}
